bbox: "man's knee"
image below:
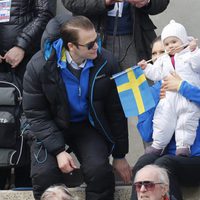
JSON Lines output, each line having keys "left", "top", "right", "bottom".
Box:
{"left": 154, "top": 155, "right": 173, "bottom": 167}
{"left": 32, "top": 164, "right": 63, "bottom": 199}
{"left": 82, "top": 159, "right": 114, "bottom": 185}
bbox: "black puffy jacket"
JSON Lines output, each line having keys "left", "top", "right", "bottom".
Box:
{"left": 23, "top": 15, "right": 128, "bottom": 158}
{"left": 0, "top": 0, "right": 53, "bottom": 56}
{"left": 62, "top": 0, "right": 170, "bottom": 60}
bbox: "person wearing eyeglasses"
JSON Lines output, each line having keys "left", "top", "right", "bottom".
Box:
{"left": 134, "top": 164, "right": 171, "bottom": 200}
{"left": 23, "top": 14, "right": 132, "bottom": 200}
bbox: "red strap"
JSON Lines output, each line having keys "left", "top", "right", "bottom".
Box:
{"left": 170, "top": 55, "right": 175, "bottom": 68}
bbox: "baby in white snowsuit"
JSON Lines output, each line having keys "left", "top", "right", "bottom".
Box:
{"left": 139, "top": 20, "right": 200, "bottom": 156}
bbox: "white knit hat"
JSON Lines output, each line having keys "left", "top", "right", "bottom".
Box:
{"left": 161, "top": 20, "right": 188, "bottom": 44}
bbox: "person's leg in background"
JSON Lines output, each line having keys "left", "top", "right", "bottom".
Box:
{"left": 0, "top": 168, "right": 11, "bottom": 189}
{"left": 14, "top": 131, "right": 32, "bottom": 188}
{"left": 69, "top": 121, "right": 115, "bottom": 200}
{"left": 15, "top": 165, "right": 32, "bottom": 187}
{"left": 105, "top": 35, "right": 138, "bottom": 70}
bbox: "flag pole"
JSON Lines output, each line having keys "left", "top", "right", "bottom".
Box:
{"left": 146, "top": 42, "right": 190, "bottom": 63}
{"left": 110, "top": 42, "right": 190, "bottom": 80}
{"left": 110, "top": 66, "right": 139, "bottom": 80}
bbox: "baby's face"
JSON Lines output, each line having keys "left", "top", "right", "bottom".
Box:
{"left": 163, "top": 36, "right": 183, "bottom": 56}
{"left": 151, "top": 40, "right": 165, "bottom": 63}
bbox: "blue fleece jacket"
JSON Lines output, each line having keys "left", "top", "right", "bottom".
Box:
{"left": 53, "top": 38, "right": 94, "bottom": 122}
{"left": 137, "top": 81, "right": 200, "bottom": 156}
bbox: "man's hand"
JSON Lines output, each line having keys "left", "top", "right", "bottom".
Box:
{"left": 163, "top": 72, "right": 182, "bottom": 92}
{"left": 56, "top": 151, "right": 77, "bottom": 173}
{"left": 138, "top": 59, "right": 147, "bottom": 70}
{"left": 113, "top": 158, "right": 132, "bottom": 184}
{"left": 3, "top": 47, "right": 25, "bottom": 68}
{"left": 105, "top": 0, "right": 117, "bottom": 5}
{"left": 126, "top": 0, "right": 150, "bottom": 8}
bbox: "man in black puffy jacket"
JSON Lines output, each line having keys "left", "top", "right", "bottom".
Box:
{"left": 0, "top": 0, "right": 53, "bottom": 189}
{"left": 0, "top": 0, "right": 53, "bottom": 79}
{"left": 23, "top": 15, "right": 132, "bottom": 200}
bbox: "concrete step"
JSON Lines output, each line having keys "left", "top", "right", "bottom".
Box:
{"left": 0, "top": 186, "right": 131, "bottom": 200}
{"left": 1, "top": 185, "right": 200, "bottom": 200}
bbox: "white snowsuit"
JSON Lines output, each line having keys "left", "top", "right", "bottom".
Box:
{"left": 144, "top": 47, "right": 200, "bottom": 150}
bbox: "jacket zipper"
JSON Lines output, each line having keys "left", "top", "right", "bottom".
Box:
{"left": 90, "top": 60, "right": 115, "bottom": 149}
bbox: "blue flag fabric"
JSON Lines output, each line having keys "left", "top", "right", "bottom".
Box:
{"left": 112, "top": 66, "right": 155, "bottom": 117}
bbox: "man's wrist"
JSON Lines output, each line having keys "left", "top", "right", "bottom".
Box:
{"left": 112, "top": 154, "right": 126, "bottom": 159}
{"left": 113, "top": 157, "right": 125, "bottom": 160}
{"left": 105, "top": 0, "right": 113, "bottom": 6}
{"left": 146, "top": 0, "right": 150, "bottom": 6}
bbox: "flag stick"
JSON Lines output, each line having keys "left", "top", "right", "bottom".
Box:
{"left": 146, "top": 42, "right": 190, "bottom": 63}
{"left": 110, "top": 42, "right": 191, "bottom": 80}
{"left": 110, "top": 66, "right": 139, "bottom": 80}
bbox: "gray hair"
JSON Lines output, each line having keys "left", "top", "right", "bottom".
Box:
{"left": 135, "top": 164, "right": 169, "bottom": 186}
{"left": 41, "top": 184, "right": 79, "bottom": 200}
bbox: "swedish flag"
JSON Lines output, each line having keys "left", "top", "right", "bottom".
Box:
{"left": 112, "top": 66, "right": 155, "bottom": 117}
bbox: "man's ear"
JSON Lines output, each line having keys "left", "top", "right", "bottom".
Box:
{"left": 162, "top": 184, "right": 169, "bottom": 197}
{"left": 68, "top": 42, "right": 75, "bottom": 51}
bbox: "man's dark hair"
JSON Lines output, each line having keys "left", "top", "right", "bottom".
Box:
{"left": 60, "top": 16, "right": 95, "bottom": 50}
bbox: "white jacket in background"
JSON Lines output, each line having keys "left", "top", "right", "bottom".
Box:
{"left": 143, "top": 47, "right": 200, "bottom": 150}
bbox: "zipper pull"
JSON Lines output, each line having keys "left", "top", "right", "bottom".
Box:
{"left": 78, "top": 86, "right": 81, "bottom": 96}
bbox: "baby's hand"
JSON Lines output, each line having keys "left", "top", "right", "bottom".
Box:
{"left": 138, "top": 59, "right": 147, "bottom": 70}
{"left": 189, "top": 38, "right": 198, "bottom": 52}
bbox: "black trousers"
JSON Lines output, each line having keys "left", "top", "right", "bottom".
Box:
{"left": 131, "top": 154, "right": 200, "bottom": 200}
{"left": 31, "top": 121, "right": 115, "bottom": 200}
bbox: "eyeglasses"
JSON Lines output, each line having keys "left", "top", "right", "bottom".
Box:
{"left": 134, "top": 181, "right": 163, "bottom": 192}
{"left": 75, "top": 36, "right": 99, "bottom": 50}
